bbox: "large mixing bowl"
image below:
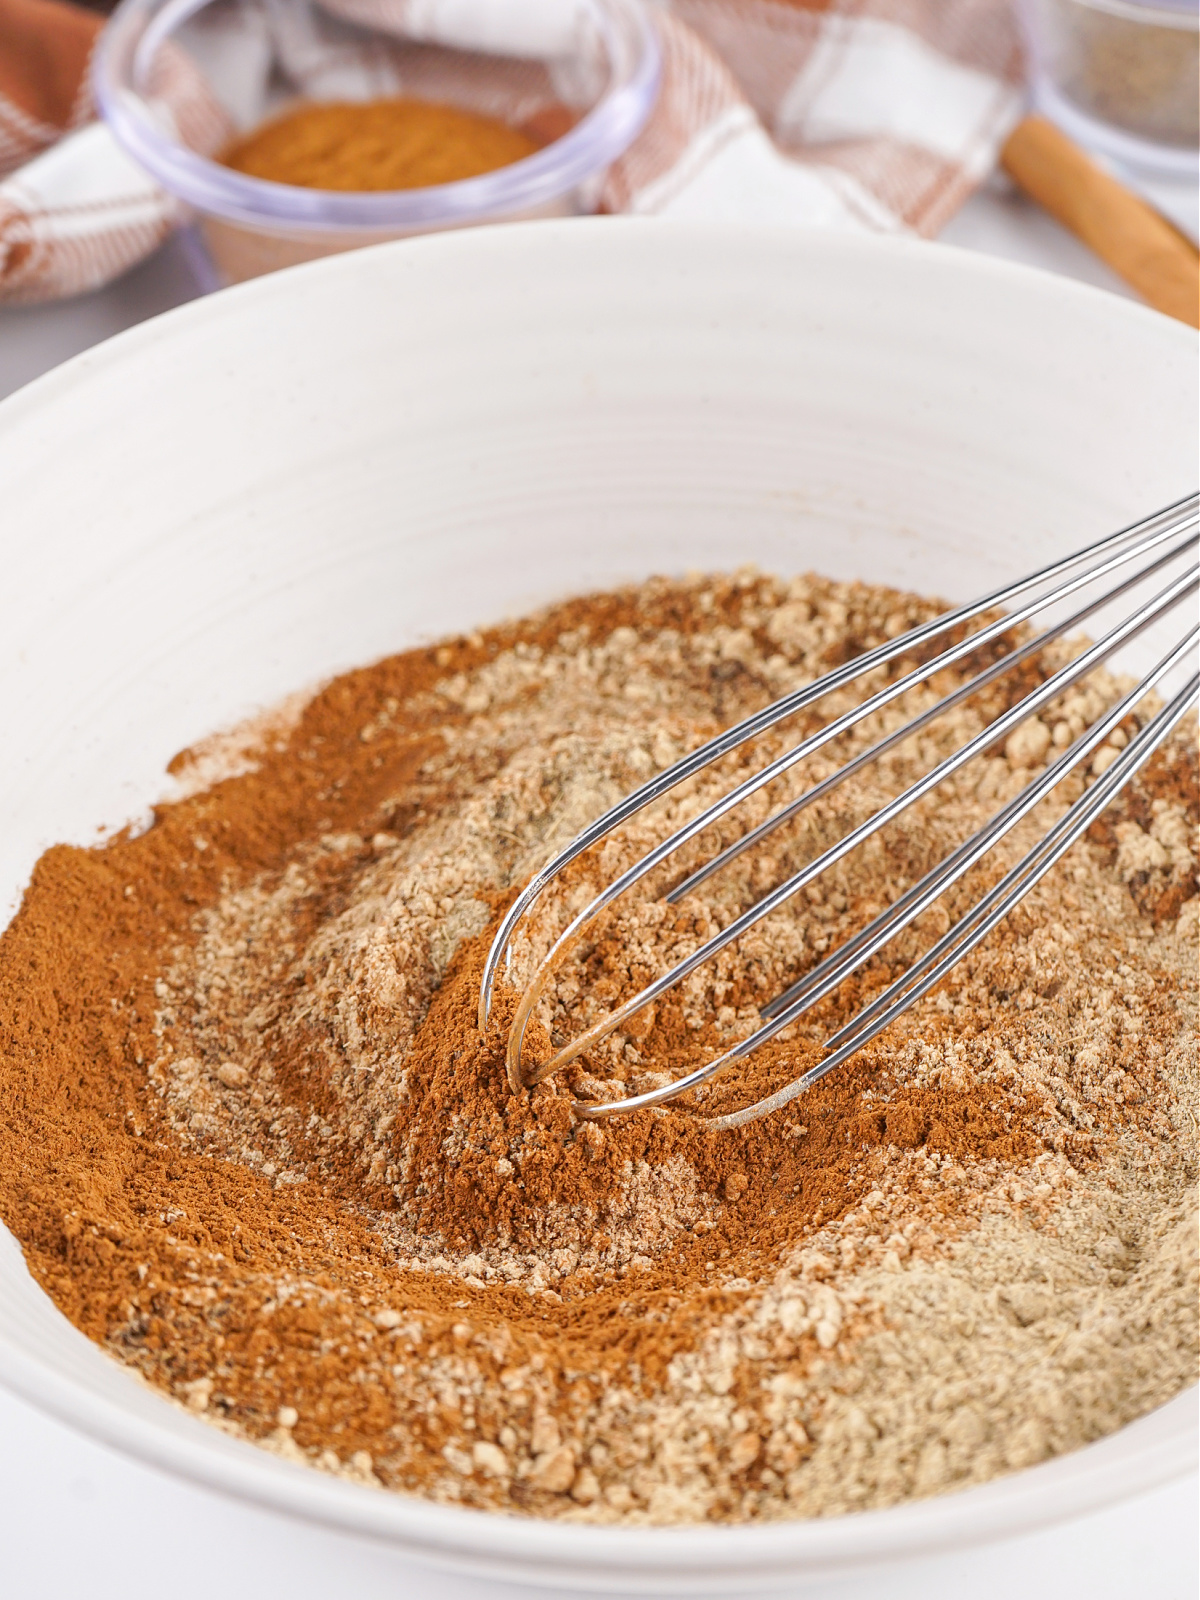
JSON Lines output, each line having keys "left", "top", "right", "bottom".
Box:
{"left": 0, "top": 221, "right": 1195, "bottom": 1593}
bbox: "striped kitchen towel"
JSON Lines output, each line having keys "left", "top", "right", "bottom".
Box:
{"left": 0, "top": 0, "right": 1023, "bottom": 303}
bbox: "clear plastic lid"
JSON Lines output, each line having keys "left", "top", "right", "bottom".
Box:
{"left": 94, "top": 0, "right": 661, "bottom": 233}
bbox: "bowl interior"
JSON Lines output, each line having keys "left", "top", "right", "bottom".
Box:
{"left": 0, "top": 220, "right": 1195, "bottom": 1591}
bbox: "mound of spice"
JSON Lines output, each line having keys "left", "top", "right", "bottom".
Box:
{"left": 0, "top": 570, "right": 1195, "bottom": 1525}
{"left": 220, "top": 98, "right": 542, "bottom": 191}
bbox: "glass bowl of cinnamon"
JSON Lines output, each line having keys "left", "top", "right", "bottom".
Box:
{"left": 94, "top": 0, "right": 660, "bottom": 285}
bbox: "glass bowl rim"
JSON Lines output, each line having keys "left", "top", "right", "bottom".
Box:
{"left": 93, "top": 0, "right": 661, "bottom": 233}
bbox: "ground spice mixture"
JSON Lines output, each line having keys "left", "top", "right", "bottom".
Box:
{"left": 0, "top": 570, "right": 1196, "bottom": 1524}
{"left": 220, "top": 98, "right": 543, "bottom": 192}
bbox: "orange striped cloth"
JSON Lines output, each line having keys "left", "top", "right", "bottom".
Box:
{"left": 0, "top": 0, "right": 1024, "bottom": 304}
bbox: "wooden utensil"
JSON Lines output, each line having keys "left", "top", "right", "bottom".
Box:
{"left": 1001, "top": 115, "right": 1199, "bottom": 329}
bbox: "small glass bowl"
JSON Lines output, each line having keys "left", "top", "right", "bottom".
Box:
{"left": 1018, "top": 0, "right": 1199, "bottom": 178}
{"left": 95, "top": 0, "right": 660, "bottom": 285}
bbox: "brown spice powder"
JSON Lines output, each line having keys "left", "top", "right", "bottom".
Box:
{"left": 0, "top": 569, "right": 1195, "bottom": 1524}
{"left": 220, "top": 98, "right": 542, "bottom": 193}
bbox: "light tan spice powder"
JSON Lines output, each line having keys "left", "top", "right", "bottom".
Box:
{"left": 0, "top": 569, "right": 1195, "bottom": 1524}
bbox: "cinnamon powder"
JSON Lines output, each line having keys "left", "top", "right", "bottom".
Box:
{"left": 220, "top": 98, "right": 542, "bottom": 192}
{"left": 0, "top": 569, "right": 1195, "bottom": 1523}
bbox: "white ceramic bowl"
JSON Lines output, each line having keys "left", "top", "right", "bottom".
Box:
{"left": 0, "top": 221, "right": 1196, "bottom": 1593}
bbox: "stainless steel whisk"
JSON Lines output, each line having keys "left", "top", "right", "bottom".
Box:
{"left": 478, "top": 495, "right": 1199, "bottom": 1130}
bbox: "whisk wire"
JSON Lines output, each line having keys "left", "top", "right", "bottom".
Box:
{"left": 570, "top": 627, "right": 1198, "bottom": 1121}
{"left": 478, "top": 494, "right": 1198, "bottom": 1034}
{"left": 516, "top": 558, "right": 1196, "bottom": 1091}
{"left": 668, "top": 527, "right": 1198, "bottom": 904}
{"left": 778, "top": 626, "right": 1200, "bottom": 1046}
{"left": 516, "top": 512, "right": 1192, "bottom": 1005}
{"left": 708, "top": 671, "right": 1199, "bottom": 1131}
{"left": 763, "top": 621, "right": 1200, "bottom": 1023}
{"left": 477, "top": 495, "right": 1199, "bottom": 1127}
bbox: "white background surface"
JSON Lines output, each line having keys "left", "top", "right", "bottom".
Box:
{"left": 0, "top": 184, "right": 1197, "bottom": 1598}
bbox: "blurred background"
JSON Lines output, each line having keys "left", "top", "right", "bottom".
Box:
{"left": 0, "top": 0, "right": 1196, "bottom": 403}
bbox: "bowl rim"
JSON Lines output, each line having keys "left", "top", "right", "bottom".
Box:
{"left": 93, "top": 0, "right": 661, "bottom": 232}
{"left": 0, "top": 219, "right": 1195, "bottom": 1591}
{"left": 1, "top": 1326, "right": 1194, "bottom": 1590}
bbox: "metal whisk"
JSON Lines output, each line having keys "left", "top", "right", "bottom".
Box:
{"left": 478, "top": 495, "right": 1199, "bottom": 1130}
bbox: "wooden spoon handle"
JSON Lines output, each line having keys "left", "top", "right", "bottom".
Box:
{"left": 1001, "top": 114, "right": 1199, "bottom": 329}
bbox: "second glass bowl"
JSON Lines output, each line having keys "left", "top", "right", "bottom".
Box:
{"left": 1018, "top": 0, "right": 1199, "bottom": 179}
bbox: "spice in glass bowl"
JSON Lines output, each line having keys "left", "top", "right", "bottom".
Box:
{"left": 221, "top": 99, "right": 544, "bottom": 192}
{"left": 94, "top": 0, "right": 660, "bottom": 284}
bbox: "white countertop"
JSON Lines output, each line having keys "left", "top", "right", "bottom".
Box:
{"left": 1, "top": 182, "right": 1197, "bottom": 1599}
